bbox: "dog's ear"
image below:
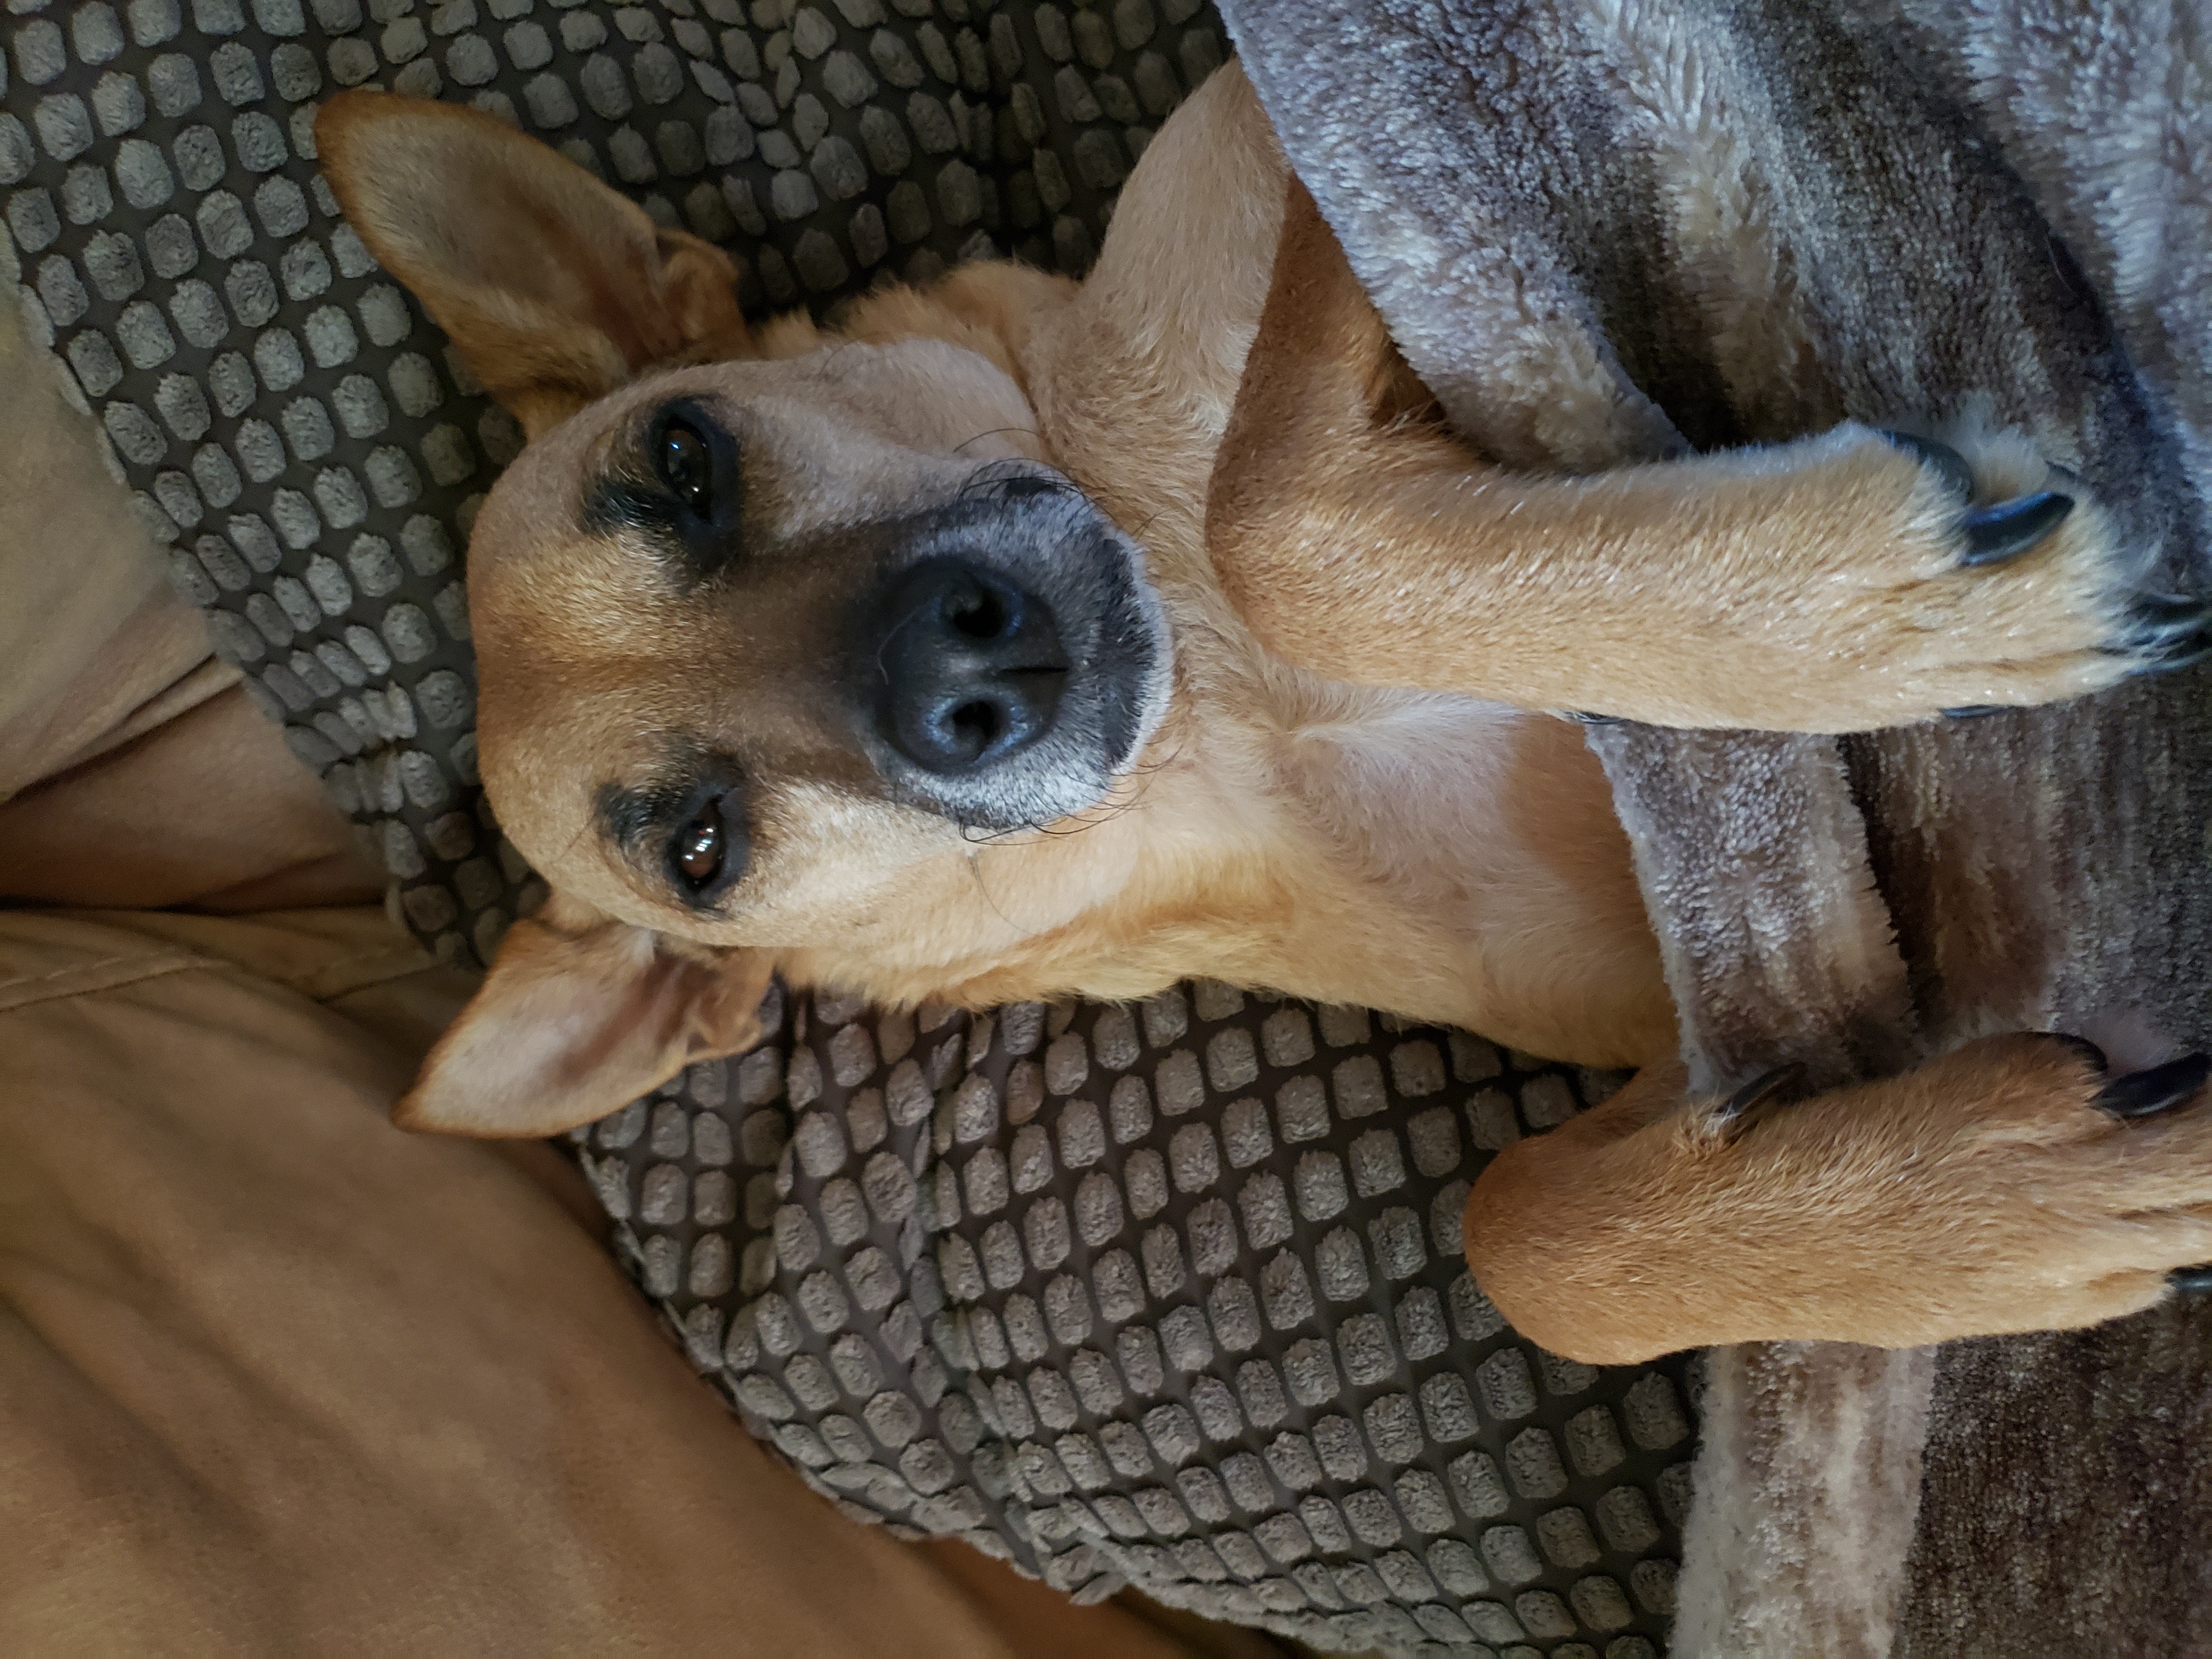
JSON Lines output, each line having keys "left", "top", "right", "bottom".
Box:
{"left": 316, "top": 91, "right": 754, "bottom": 436}
{"left": 397, "top": 891, "right": 776, "bottom": 1137}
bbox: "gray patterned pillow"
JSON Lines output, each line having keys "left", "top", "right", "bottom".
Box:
{"left": 4, "top": 3, "right": 1692, "bottom": 1652}
{"left": 585, "top": 985, "right": 1695, "bottom": 1656}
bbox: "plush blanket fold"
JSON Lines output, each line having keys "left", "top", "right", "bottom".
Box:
{"left": 1219, "top": 1, "right": 2212, "bottom": 1651}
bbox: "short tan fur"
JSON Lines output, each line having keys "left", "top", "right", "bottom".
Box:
{"left": 317, "top": 66, "right": 2212, "bottom": 1364}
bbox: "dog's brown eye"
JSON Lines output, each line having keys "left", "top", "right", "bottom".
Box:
{"left": 658, "top": 420, "right": 713, "bottom": 516}
{"left": 631, "top": 402, "right": 740, "bottom": 584}
{"left": 664, "top": 783, "right": 748, "bottom": 904}
{"left": 674, "top": 811, "right": 723, "bottom": 889}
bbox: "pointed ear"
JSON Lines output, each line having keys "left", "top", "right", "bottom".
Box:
{"left": 315, "top": 90, "right": 755, "bottom": 436}
{"left": 398, "top": 891, "right": 777, "bottom": 1137}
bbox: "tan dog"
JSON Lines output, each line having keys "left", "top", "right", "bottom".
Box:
{"left": 317, "top": 65, "right": 2212, "bottom": 1366}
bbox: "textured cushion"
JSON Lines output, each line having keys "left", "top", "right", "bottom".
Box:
{"left": 589, "top": 985, "right": 1696, "bottom": 1654}
{"left": 3, "top": 2, "right": 1693, "bottom": 1652}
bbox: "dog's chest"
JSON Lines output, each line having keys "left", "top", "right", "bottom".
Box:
{"left": 1264, "top": 686, "right": 1668, "bottom": 1059}
{"left": 1283, "top": 690, "right": 1534, "bottom": 901}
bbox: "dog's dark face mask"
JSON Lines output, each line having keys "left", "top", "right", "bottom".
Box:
{"left": 463, "top": 342, "right": 1176, "bottom": 951}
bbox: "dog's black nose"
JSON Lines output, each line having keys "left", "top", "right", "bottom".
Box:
{"left": 875, "top": 558, "right": 1070, "bottom": 773}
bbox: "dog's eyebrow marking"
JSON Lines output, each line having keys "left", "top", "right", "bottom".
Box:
{"left": 595, "top": 774, "right": 698, "bottom": 855}
{"left": 596, "top": 756, "right": 753, "bottom": 911}
{"left": 581, "top": 468, "right": 675, "bottom": 546}
{"left": 581, "top": 398, "right": 743, "bottom": 590}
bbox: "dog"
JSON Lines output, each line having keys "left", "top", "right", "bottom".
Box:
{"left": 317, "top": 61, "right": 2212, "bottom": 1367}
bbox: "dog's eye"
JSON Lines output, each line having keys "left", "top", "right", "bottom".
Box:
{"left": 674, "top": 812, "right": 722, "bottom": 887}
{"left": 658, "top": 419, "right": 714, "bottom": 517}
{"left": 621, "top": 402, "right": 741, "bottom": 584}
{"left": 666, "top": 785, "right": 749, "bottom": 902}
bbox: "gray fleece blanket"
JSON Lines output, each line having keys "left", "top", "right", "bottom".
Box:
{"left": 1218, "top": 1, "right": 2212, "bottom": 1652}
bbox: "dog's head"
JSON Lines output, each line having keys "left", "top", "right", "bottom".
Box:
{"left": 318, "top": 93, "right": 1173, "bottom": 1134}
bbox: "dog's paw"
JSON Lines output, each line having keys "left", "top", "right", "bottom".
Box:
{"left": 1464, "top": 1031, "right": 2212, "bottom": 1361}
{"left": 1712, "top": 1032, "right": 2212, "bottom": 1345}
{"left": 1886, "top": 427, "right": 2207, "bottom": 691}
{"left": 1706, "top": 422, "right": 2204, "bottom": 732}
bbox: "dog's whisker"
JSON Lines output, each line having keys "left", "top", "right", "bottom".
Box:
{"left": 959, "top": 843, "right": 1025, "bottom": 932}
{"left": 951, "top": 426, "right": 1037, "bottom": 456}
{"left": 954, "top": 457, "right": 1078, "bottom": 503}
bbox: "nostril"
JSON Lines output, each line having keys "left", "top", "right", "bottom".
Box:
{"left": 943, "top": 584, "right": 1009, "bottom": 641}
{"left": 946, "top": 698, "right": 1001, "bottom": 756}
{"left": 873, "top": 557, "right": 1069, "bottom": 775}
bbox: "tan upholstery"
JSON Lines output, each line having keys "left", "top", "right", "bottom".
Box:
{"left": 0, "top": 291, "right": 1262, "bottom": 1659}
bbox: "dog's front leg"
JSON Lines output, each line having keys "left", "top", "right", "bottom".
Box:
{"left": 1207, "top": 185, "right": 2194, "bottom": 733}
{"left": 1464, "top": 1035, "right": 2212, "bottom": 1363}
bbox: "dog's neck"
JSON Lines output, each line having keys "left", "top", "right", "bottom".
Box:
{"left": 773, "top": 72, "right": 1670, "bottom": 1067}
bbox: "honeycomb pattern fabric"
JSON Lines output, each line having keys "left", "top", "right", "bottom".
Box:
{"left": 3, "top": 3, "right": 1698, "bottom": 1652}
{"left": 584, "top": 981, "right": 1696, "bottom": 1656}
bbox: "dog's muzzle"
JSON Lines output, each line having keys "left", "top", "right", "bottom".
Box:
{"left": 874, "top": 558, "right": 1071, "bottom": 773}
{"left": 849, "top": 481, "right": 1171, "bottom": 831}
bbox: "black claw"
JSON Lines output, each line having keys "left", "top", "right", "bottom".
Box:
{"left": 2038, "top": 1032, "right": 2110, "bottom": 1075}
{"left": 2118, "top": 593, "right": 2212, "bottom": 672}
{"left": 2170, "top": 1265, "right": 2212, "bottom": 1295}
{"left": 2125, "top": 596, "right": 2212, "bottom": 658}
{"left": 1712, "top": 1062, "right": 1809, "bottom": 1138}
{"left": 2131, "top": 592, "right": 2208, "bottom": 630}
{"left": 1878, "top": 430, "right": 1974, "bottom": 501}
{"left": 2143, "top": 639, "right": 2212, "bottom": 679}
{"left": 2095, "top": 1052, "right": 2211, "bottom": 1119}
{"left": 1943, "top": 705, "right": 2007, "bottom": 720}
{"left": 1959, "top": 490, "right": 2074, "bottom": 567}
